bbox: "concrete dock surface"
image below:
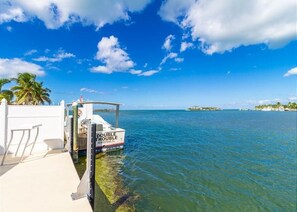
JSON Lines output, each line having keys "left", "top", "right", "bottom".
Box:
{"left": 0, "top": 150, "right": 92, "bottom": 212}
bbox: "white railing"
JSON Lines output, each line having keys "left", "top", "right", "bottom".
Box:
{"left": 0, "top": 99, "right": 65, "bottom": 155}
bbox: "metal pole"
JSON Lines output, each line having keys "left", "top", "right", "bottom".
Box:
{"left": 115, "top": 105, "right": 119, "bottom": 128}
{"left": 72, "top": 102, "right": 79, "bottom": 163}
{"left": 88, "top": 123, "right": 96, "bottom": 210}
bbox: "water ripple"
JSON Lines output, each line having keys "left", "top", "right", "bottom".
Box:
{"left": 98, "top": 110, "right": 297, "bottom": 211}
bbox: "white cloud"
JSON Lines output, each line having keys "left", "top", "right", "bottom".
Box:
{"left": 0, "top": 3, "right": 27, "bottom": 24}
{"left": 80, "top": 87, "right": 102, "bottom": 94}
{"left": 159, "top": 0, "right": 195, "bottom": 23}
{"left": 0, "top": 0, "right": 151, "bottom": 29}
{"left": 129, "top": 69, "right": 158, "bottom": 76}
{"left": 129, "top": 69, "right": 142, "bottom": 75}
{"left": 56, "top": 52, "right": 75, "bottom": 59}
{"left": 284, "top": 67, "right": 297, "bottom": 77}
{"left": 91, "top": 36, "right": 134, "bottom": 74}
{"left": 92, "top": 36, "right": 159, "bottom": 77}
{"left": 139, "top": 70, "right": 159, "bottom": 76}
{"left": 90, "top": 66, "right": 111, "bottom": 74}
{"left": 33, "top": 56, "right": 51, "bottom": 62}
{"left": 0, "top": 58, "right": 45, "bottom": 78}
{"left": 46, "top": 65, "right": 60, "bottom": 71}
{"left": 160, "top": 52, "right": 178, "bottom": 65}
{"left": 6, "top": 26, "right": 12, "bottom": 32}
{"left": 182, "top": 33, "right": 190, "bottom": 40}
{"left": 160, "top": 0, "right": 297, "bottom": 54}
{"left": 174, "top": 57, "right": 184, "bottom": 63}
{"left": 161, "top": 35, "right": 184, "bottom": 65}
{"left": 170, "top": 68, "right": 181, "bottom": 71}
{"left": 180, "top": 41, "right": 193, "bottom": 52}
{"left": 33, "top": 51, "right": 75, "bottom": 62}
{"left": 24, "top": 49, "right": 38, "bottom": 56}
{"left": 162, "top": 34, "right": 175, "bottom": 51}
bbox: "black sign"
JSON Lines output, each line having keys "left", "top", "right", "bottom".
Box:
{"left": 96, "top": 132, "right": 118, "bottom": 142}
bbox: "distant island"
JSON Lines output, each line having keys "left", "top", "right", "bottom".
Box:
{"left": 255, "top": 102, "right": 297, "bottom": 111}
{"left": 94, "top": 109, "right": 115, "bottom": 112}
{"left": 186, "top": 106, "right": 221, "bottom": 111}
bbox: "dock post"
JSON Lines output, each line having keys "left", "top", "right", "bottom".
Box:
{"left": 72, "top": 102, "right": 79, "bottom": 163}
{"left": 71, "top": 121, "right": 96, "bottom": 202}
{"left": 69, "top": 117, "right": 74, "bottom": 155}
{"left": 115, "top": 105, "right": 119, "bottom": 128}
{"left": 88, "top": 123, "right": 96, "bottom": 210}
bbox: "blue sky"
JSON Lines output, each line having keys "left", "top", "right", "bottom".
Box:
{"left": 0, "top": 0, "right": 296, "bottom": 109}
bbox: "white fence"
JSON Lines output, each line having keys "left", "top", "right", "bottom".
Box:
{"left": 0, "top": 99, "right": 65, "bottom": 155}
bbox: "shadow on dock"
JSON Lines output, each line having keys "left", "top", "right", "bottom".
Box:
{"left": 0, "top": 150, "right": 61, "bottom": 177}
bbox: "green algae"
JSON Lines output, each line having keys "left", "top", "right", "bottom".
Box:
{"left": 74, "top": 152, "right": 137, "bottom": 212}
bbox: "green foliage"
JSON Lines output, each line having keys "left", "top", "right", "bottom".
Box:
{"left": 11, "top": 73, "right": 52, "bottom": 105}
{"left": 0, "top": 78, "right": 14, "bottom": 103}
{"left": 255, "top": 102, "right": 297, "bottom": 110}
{"left": 287, "top": 102, "right": 297, "bottom": 109}
{"left": 1, "top": 73, "right": 52, "bottom": 105}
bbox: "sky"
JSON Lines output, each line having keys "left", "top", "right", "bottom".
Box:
{"left": 0, "top": 0, "right": 296, "bottom": 109}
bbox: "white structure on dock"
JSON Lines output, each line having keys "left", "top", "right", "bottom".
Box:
{"left": 0, "top": 99, "right": 92, "bottom": 212}
{"left": 0, "top": 99, "right": 65, "bottom": 156}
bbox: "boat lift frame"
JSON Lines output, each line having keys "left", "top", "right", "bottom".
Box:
{"left": 65, "top": 101, "right": 122, "bottom": 163}
{"left": 66, "top": 101, "right": 121, "bottom": 128}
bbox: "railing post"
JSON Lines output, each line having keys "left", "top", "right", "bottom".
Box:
{"left": 72, "top": 102, "right": 78, "bottom": 163}
{"left": 88, "top": 123, "right": 96, "bottom": 210}
{"left": 0, "top": 99, "right": 8, "bottom": 154}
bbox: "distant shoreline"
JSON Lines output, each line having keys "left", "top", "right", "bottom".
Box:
{"left": 186, "top": 106, "right": 221, "bottom": 111}
{"left": 92, "top": 109, "right": 297, "bottom": 112}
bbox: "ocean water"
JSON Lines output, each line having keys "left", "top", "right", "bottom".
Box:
{"left": 81, "top": 110, "right": 296, "bottom": 211}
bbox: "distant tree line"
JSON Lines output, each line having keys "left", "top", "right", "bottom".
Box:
{"left": 255, "top": 102, "right": 297, "bottom": 110}
{"left": 188, "top": 106, "right": 221, "bottom": 111}
{"left": 0, "top": 73, "right": 51, "bottom": 105}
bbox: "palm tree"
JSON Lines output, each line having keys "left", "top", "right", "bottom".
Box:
{"left": 12, "top": 73, "right": 51, "bottom": 105}
{"left": 31, "top": 81, "right": 52, "bottom": 105}
{"left": 0, "top": 78, "right": 13, "bottom": 103}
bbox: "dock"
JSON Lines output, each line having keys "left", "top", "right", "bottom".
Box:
{"left": 0, "top": 150, "right": 92, "bottom": 212}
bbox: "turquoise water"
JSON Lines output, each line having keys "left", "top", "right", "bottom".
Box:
{"left": 98, "top": 110, "right": 296, "bottom": 211}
